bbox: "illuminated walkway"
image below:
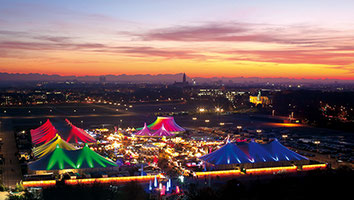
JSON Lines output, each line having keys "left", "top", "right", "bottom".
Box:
{"left": 22, "top": 164, "right": 326, "bottom": 188}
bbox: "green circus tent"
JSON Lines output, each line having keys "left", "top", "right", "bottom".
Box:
{"left": 29, "top": 144, "right": 117, "bottom": 171}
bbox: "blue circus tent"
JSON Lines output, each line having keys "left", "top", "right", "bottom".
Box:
{"left": 199, "top": 142, "right": 251, "bottom": 165}
{"left": 262, "top": 139, "right": 308, "bottom": 161}
{"left": 238, "top": 140, "right": 275, "bottom": 162}
{"left": 199, "top": 140, "right": 308, "bottom": 166}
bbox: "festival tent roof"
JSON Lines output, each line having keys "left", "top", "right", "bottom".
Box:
{"left": 63, "top": 119, "right": 96, "bottom": 143}
{"left": 30, "top": 119, "right": 58, "bottom": 145}
{"left": 262, "top": 139, "right": 308, "bottom": 161}
{"left": 134, "top": 123, "right": 152, "bottom": 136}
{"left": 200, "top": 140, "right": 308, "bottom": 165}
{"left": 151, "top": 124, "right": 174, "bottom": 137}
{"left": 237, "top": 141, "right": 275, "bottom": 163}
{"left": 199, "top": 142, "right": 251, "bottom": 165}
{"left": 76, "top": 144, "right": 117, "bottom": 169}
{"left": 29, "top": 145, "right": 77, "bottom": 171}
{"left": 31, "top": 119, "right": 96, "bottom": 145}
{"left": 32, "top": 134, "right": 76, "bottom": 158}
{"left": 147, "top": 116, "right": 185, "bottom": 132}
{"left": 29, "top": 144, "right": 117, "bottom": 171}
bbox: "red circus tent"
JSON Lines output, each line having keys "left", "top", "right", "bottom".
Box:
{"left": 64, "top": 119, "right": 96, "bottom": 143}
{"left": 30, "top": 119, "right": 58, "bottom": 145}
{"left": 151, "top": 124, "right": 174, "bottom": 137}
{"left": 147, "top": 116, "right": 185, "bottom": 132}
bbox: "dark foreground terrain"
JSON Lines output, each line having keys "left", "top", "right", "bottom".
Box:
{"left": 10, "top": 167, "right": 353, "bottom": 200}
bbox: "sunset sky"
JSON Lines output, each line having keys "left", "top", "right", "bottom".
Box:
{"left": 0, "top": 0, "right": 354, "bottom": 79}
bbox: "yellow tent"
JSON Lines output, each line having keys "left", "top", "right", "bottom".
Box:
{"left": 33, "top": 134, "right": 76, "bottom": 158}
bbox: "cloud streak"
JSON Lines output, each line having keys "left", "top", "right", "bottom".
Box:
{"left": 1, "top": 22, "right": 354, "bottom": 73}
{"left": 133, "top": 22, "right": 354, "bottom": 66}
{"left": 225, "top": 49, "right": 354, "bottom": 66}
{"left": 138, "top": 22, "right": 354, "bottom": 46}
{"left": 140, "top": 23, "right": 249, "bottom": 42}
{"left": 0, "top": 39, "right": 209, "bottom": 61}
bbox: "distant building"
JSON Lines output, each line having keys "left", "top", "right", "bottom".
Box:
{"left": 198, "top": 88, "right": 223, "bottom": 96}
{"left": 173, "top": 73, "right": 189, "bottom": 87}
{"left": 249, "top": 91, "right": 270, "bottom": 106}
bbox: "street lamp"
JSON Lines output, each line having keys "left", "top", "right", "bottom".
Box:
{"left": 314, "top": 140, "right": 320, "bottom": 152}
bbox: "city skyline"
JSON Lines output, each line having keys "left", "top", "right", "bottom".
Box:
{"left": 1, "top": 1, "right": 354, "bottom": 79}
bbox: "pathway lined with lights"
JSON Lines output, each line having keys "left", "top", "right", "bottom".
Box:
{"left": 0, "top": 113, "right": 135, "bottom": 119}
{"left": 0, "top": 120, "right": 22, "bottom": 187}
{"left": 0, "top": 103, "right": 137, "bottom": 120}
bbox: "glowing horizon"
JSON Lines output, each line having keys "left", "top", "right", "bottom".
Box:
{"left": 1, "top": 1, "right": 354, "bottom": 80}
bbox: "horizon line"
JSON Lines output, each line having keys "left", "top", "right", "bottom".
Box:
{"left": 1, "top": 72, "right": 354, "bottom": 81}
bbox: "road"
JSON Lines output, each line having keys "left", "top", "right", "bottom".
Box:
{"left": 0, "top": 120, "right": 22, "bottom": 188}
{"left": 0, "top": 113, "right": 134, "bottom": 119}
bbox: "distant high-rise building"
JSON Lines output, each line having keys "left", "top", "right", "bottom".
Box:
{"left": 173, "top": 73, "right": 189, "bottom": 87}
